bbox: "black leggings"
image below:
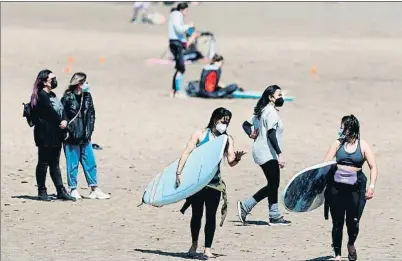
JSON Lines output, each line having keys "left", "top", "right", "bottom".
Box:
{"left": 328, "top": 181, "right": 366, "bottom": 256}
{"left": 190, "top": 187, "right": 221, "bottom": 248}
{"left": 252, "top": 160, "right": 280, "bottom": 205}
{"left": 198, "top": 84, "right": 239, "bottom": 99}
{"left": 36, "top": 146, "right": 64, "bottom": 191}
{"left": 169, "top": 40, "right": 185, "bottom": 92}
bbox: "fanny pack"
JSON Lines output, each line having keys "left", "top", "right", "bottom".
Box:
{"left": 334, "top": 168, "right": 357, "bottom": 185}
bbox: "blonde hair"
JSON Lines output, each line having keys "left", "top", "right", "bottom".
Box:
{"left": 64, "top": 72, "right": 87, "bottom": 94}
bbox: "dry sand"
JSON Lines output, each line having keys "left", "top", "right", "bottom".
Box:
{"left": 1, "top": 2, "right": 402, "bottom": 260}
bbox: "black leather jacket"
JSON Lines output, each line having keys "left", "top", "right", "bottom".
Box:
{"left": 33, "top": 90, "right": 67, "bottom": 147}
{"left": 61, "top": 91, "right": 95, "bottom": 145}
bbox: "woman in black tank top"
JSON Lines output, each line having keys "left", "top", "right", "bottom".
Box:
{"left": 324, "top": 115, "right": 379, "bottom": 261}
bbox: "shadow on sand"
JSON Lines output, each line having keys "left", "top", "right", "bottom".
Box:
{"left": 134, "top": 249, "right": 226, "bottom": 260}
{"left": 229, "top": 219, "right": 270, "bottom": 226}
{"left": 305, "top": 256, "right": 335, "bottom": 261}
{"left": 11, "top": 194, "right": 57, "bottom": 201}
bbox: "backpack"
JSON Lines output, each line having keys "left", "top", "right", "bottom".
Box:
{"left": 185, "top": 80, "right": 200, "bottom": 97}
{"left": 22, "top": 102, "right": 35, "bottom": 127}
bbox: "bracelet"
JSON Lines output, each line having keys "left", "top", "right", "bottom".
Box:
{"left": 369, "top": 184, "right": 375, "bottom": 189}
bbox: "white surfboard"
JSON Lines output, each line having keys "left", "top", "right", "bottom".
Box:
{"left": 142, "top": 135, "right": 228, "bottom": 207}
{"left": 282, "top": 161, "right": 337, "bottom": 212}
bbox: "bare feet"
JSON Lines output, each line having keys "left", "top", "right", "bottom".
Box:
{"left": 334, "top": 256, "right": 342, "bottom": 261}
{"left": 204, "top": 248, "right": 216, "bottom": 258}
{"left": 172, "top": 91, "right": 187, "bottom": 99}
{"left": 187, "top": 242, "right": 197, "bottom": 256}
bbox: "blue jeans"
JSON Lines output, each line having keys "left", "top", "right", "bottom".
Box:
{"left": 63, "top": 143, "right": 98, "bottom": 189}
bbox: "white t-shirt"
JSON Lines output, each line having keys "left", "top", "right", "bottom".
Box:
{"left": 249, "top": 104, "right": 284, "bottom": 165}
{"left": 168, "top": 10, "right": 189, "bottom": 42}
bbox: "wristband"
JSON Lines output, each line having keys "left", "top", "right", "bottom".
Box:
{"left": 369, "top": 184, "right": 375, "bottom": 189}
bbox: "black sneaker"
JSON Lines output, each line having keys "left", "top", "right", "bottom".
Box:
{"left": 56, "top": 187, "right": 76, "bottom": 201}
{"left": 38, "top": 189, "right": 51, "bottom": 201}
{"left": 347, "top": 244, "right": 357, "bottom": 261}
{"left": 237, "top": 201, "right": 248, "bottom": 225}
{"left": 269, "top": 216, "right": 291, "bottom": 226}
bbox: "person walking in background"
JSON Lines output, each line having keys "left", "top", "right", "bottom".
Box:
{"left": 168, "top": 2, "right": 197, "bottom": 97}
{"left": 29, "top": 69, "right": 76, "bottom": 201}
{"left": 237, "top": 85, "right": 291, "bottom": 226}
{"left": 61, "top": 72, "right": 110, "bottom": 200}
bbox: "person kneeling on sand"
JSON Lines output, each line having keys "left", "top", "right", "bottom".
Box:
{"left": 185, "top": 54, "right": 242, "bottom": 99}
{"left": 61, "top": 72, "right": 110, "bottom": 200}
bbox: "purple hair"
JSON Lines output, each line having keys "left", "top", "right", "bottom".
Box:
{"left": 31, "top": 69, "right": 52, "bottom": 108}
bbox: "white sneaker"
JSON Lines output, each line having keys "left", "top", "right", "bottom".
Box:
{"left": 88, "top": 188, "right": 111, "bottom": 200}
{"left": 70, "top": 189, "right": 82, "bottom": 200}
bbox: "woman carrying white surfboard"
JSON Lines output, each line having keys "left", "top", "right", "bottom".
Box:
{"left": 237, "top": 85, "right": 291, "bottom": 226}
{"left": 323, "top": 115, "right": 378, "bottom": 261}
{"left": 175, "top": 107, "right": 246, "bottom": 258}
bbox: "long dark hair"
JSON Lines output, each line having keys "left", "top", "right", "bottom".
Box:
{"left": 31, "top": 69, "right": 52, "bottom": 108}
{"left": 172, "top": 2, "right": 188, "bottom": 12}
{"left": 342, "top": 114, "right": 360, "bottom": 143}
{"left": 253, "top": 85, "right": 281, "bottom": 119}
{"left": 206, "top": 107, "right": 232, "bottom": 134}
{"left": 64, "top": 72, "right": 87, "bottom": 95}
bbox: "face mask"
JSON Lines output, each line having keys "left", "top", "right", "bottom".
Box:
{"left": 51, "top": 78, "right": 58, "bottom": 89}
{"left": 81, "top": 83, "right": 90, "bottom": 92}
{"left": 338, "top": 127, "right": 345, "bottom": 139}
{"left": 215, "top": 123, "right": 227, "bottom": 134}
{"left": 274, "top": 97, "right": 284, "bottom": 107}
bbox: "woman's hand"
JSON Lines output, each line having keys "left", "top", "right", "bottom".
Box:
{"left": 366, "top": 187, "right": 375, "bottom": 200}
{"left": 175, "top": 173, "right": 181, "bottom": 188}
{"left": 59, "top": 120, "right": 67, "bottom": 129}
{"left": 234, "top": 151, "right": 246, "bottom": 162}
{"left": 278, "top": 154, "right": 285, "bottom": 169}
{"left": 249, "top": 129, "right": 258, "bottom": 139}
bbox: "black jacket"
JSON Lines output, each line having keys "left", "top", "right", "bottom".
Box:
{"left": 33, "top": 90, "right": 67, "bottom": 147}
{"left": 61, "top": 91, "right": 95, "bottom": 145}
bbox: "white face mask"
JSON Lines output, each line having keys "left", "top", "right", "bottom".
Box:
{"left": 81, "top": 83, "right": 90, "bottom": 92}
{"left": 215, "top": 123, "right": 227, "bottom": 134}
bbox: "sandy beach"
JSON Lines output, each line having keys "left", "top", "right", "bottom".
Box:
{"left": 1, "top": 2, "right": 402, "bottom": 260}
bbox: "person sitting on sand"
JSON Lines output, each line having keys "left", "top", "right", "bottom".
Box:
{"left": 175, "top": 107, "right": 246, "bottom": 258}
{"left": 61, "top": 72, "right": 110, "bottom": 200}
{"left": 131, "top": 2, "right": 166, "bottom": 25}
{"left": 185, "top": 54, "right": 242, "bottom": 99}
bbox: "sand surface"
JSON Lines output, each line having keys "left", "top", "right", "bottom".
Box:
{"left": 1, "top": 2, "right": 402, "bottom": 260}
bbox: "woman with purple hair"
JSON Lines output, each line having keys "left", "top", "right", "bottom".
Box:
{"left": 30, "top": 69, "right": 75, "bottom": 201}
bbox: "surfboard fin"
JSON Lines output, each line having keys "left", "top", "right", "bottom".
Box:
{"left": 137, "top": 191, "right": 146, "bottom": 207}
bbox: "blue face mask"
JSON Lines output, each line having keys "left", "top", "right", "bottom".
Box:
{"left": 338, "top": 127, "right": 345, "bottom": 139}
{"left": 81, "top": 83, "right": 90, "bottom": 93}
